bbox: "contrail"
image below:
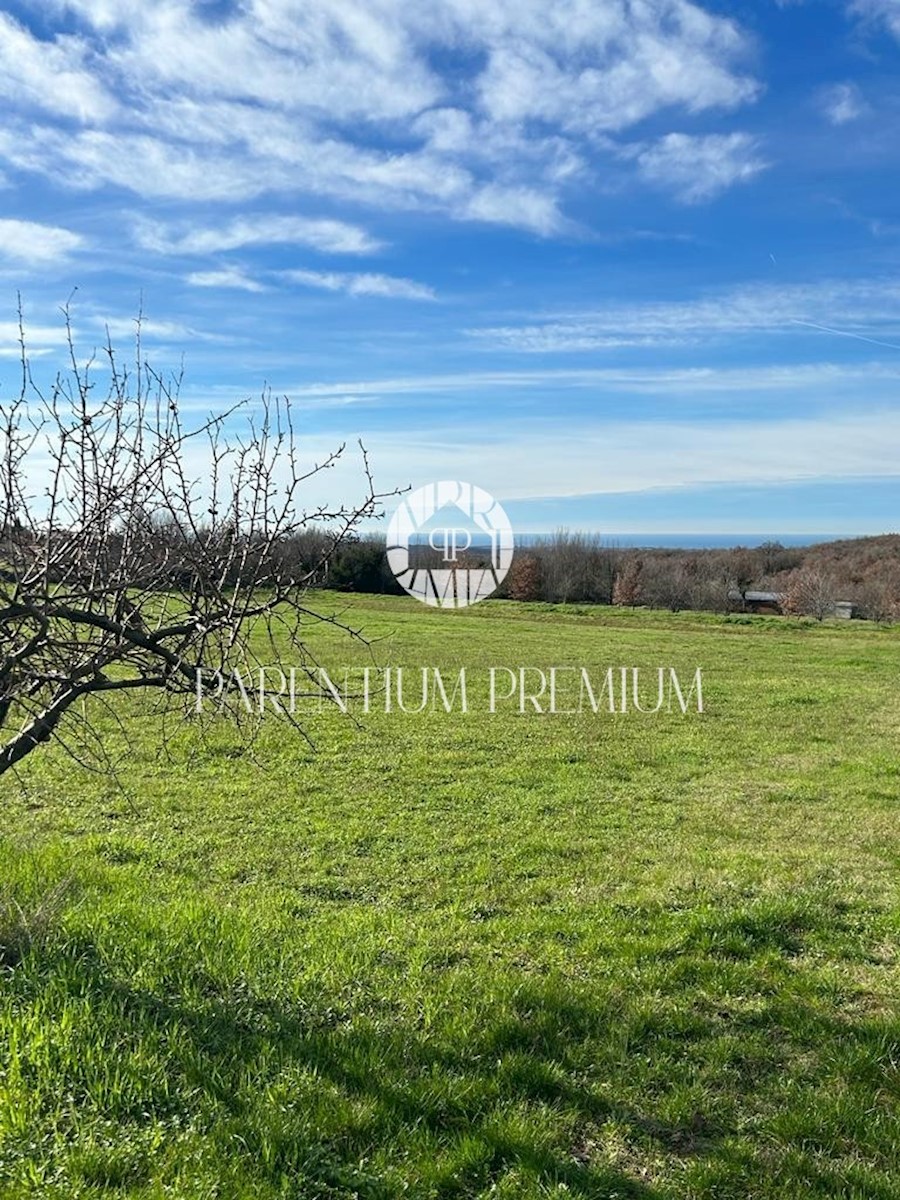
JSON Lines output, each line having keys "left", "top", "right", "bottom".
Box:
{"left": 790, "top": 318, "right": 900, "bottom": 352}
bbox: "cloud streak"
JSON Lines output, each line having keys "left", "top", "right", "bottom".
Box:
{"left": 186, "top": 269, "right": 266, "bottom": 293}
{"left": 467, "top": 279, "right": 900, "bottom": 351}
{"left": 252, "top": 361, "right": 900, "bottom": 413}
{"left": 136, "top": 214, "right": 381, "bottom": 256}
{"left": 284, "top": 269, "right": 436, "bottom": 300}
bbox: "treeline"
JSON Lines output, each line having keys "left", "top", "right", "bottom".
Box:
{"left": 277, "top": 529, "right": 900, "bottom": 621}
{"left": 510, "top": 532, "right": 900, "bottom": 620}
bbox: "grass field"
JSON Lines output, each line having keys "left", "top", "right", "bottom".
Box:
{"left": 2, "top": 593, "right": 900, "bottom": 1198}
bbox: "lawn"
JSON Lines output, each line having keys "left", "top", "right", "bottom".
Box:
{"left": 2, "top": 594, "right": 900, "bottom": 1198}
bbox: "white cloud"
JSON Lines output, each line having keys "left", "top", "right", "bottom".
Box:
{"left": 50, "top": 0, "right": 757, "bottom": 130}
{"left": 818, "top": 82, "right": 868, "bottom": 125}
{"left": 284, "top": 269, "right": 436, "bottom": 300}
{"left": 629, "top": 132, "right": 767, "bottom": 203}
{"left": 106, "top": 1, "right": 438, "bottom": 122}
{"left": 0, "top": 219, "right": 85, "bottom": 264}
{"left": 4, "top": 0, "right": 763, "bottom": 228}
{"left": 0, "top": 320, "right": 71, "bottom": 354}
{"left": 463, "top": 185, "right": 566, "bottom": 236}
{"left": 135, "top": 213, "right": 380, "bottom": 256}
{"left": 0, "top": 126, "right": 281, "bottom": 203}
{"left": 48, "top": 1, "right": 148, "bottom": 32}
{"left": 0, "top": 11, "right": 115, "bottom": 123}
{"left": 850, "top": 0, "right": 900, "bottom": 39}
{"left": 0, "top": 119, "right": 478, "bottom": 211}
{"left": 186, "top": 269, "right": 265, "bottom": 293}
{"left": 473, "top": 4, "right": 757, "bottom": 134}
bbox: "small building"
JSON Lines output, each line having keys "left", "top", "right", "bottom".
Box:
{"left": 728, "top": 591, "right": 858, "bottom": 619}
{"left": 729, "top": 590, "right": 784, "bottom": 615}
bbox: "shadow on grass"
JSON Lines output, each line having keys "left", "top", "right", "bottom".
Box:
{"left": 4, "top": 936, "right": 665, "bottom": 1198}
{"left": 3, "top": 892, "right": 900, "bottom": 1198}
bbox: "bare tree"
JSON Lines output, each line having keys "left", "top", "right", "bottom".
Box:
{"left": 852, "top": 569, "right": 900, "bottom": 623}
{"left": 537, "top": 530, "right": 616, "bottom": 604}
{"left": 505, "top": 553, "right": 543, "bottom": 602}
{"left": 640, "top": 554, "right": 697, "bottom": 613}
{"left": 725, "top": 548, "right": 757, "bottom": 606}
{"left": 783, "top": 567, "right": 838, "bottom": 621}
{"left": 612, "top": 556, "right": 643, "bottom": 607}
{"left": 0, "top": 304, "right": 395, "bottom": 776}
{"left": 539, "top": 529, "right": 583, "bottom": 604}
{"left": 756, "top": 540, "right": 801, "bottom": 577}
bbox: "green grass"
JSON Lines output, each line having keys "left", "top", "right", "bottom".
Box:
{"left": 2, "top": 594, "right": 900, "bottom": 1198}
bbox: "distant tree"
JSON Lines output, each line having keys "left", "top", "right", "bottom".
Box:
{"left": 329, "top": 536, "right": 399, "bottom": 594}
{"left": 783, "top": 567, "right": 838, "bottom": 620}
{"left": 852, "top": 570, "right": 900, "bottom": 623}
{"left": 536, "top": 530, "right": 618, "bottom": 604}
{"left": 273, "top": 528, "right": 334, "bottom": 586}
{"left": 612, "top": 557, "right": 643, "bottom": 607}
{"left": 540, "top": 529, "right": 583, "bottom": 604}
{"left": 756, "top": 540, "right": 800, "bottom": 576}
{"left": 726, "top": 548, "right": 757, "bottom": 605}
{"left": 588, "top": 541, "right": 619, "bottom": 605}
{"left": 700, "top": 550, "right": 736, "bottom": 614}
{"left": 641, "top": 555, "right": 695, "bottom": 613}
{"left": 506, "top": 554, "right": 543, "bottom": 602}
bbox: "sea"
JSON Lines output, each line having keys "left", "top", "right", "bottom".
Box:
{"left": 409, "top": 532, "right": 862, "bottom": 551}
{"left": 408, "top": 532, "right": 888, "bottom": 549}
{"left": 515, "top": 533, "right": 853, "bottom": 550}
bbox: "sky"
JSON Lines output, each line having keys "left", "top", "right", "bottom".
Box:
{"left": 0, "top": 0, "right": 899, "bottom": 537}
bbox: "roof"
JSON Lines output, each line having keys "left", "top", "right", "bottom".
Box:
{"left": 728, "top": 590, "right": 782, "bottom": 603}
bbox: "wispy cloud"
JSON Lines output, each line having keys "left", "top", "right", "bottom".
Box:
{"left": 472, "top": 5, "right": 758, "bottom": 134}
{"left": 850, "top": 0, "right": 900, "bottom": 40}
{"left": 186, "top": 268, "right": 265, "bottom": 293}
{"left": 463, "top": 184, "right": 566, "bottom": 236}
{"left": 627, "top": 132, "right": 768, "bottom": 203}
{"left": 818, "top": 82, "right": 868, "bottom": 125}
{"left": 136, "top": 214, "right": 381, "bottom": 256}
{"left": 278, "top": 360, "right": 900, "bottom": 402}
{"left": 467, "top": 278, "right": 900, "bottom": 351}
{"left": 0, "top": 319, "right": 71, "bottom": 358}
{"left": 284, "top": 269, "right": 436, "bottom": 300}
{"left": 93, "top": 316, "right": 232, "bottom": 344}
{"left": 0, "top": 11, "right": 115, "bottom": 123}
{"left": 0, "top": 218, "right": 84, "bottom": 264}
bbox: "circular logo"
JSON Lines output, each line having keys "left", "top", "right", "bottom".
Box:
{"left": 387, "top": 481, "right": 514, "bottom": 608}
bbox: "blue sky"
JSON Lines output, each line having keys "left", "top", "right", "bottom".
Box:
{"left": 1, "top": 0, "right": 899, "bottom": 536}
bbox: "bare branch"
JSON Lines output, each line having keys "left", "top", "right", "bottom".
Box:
{"left": 0, "top": 309, "right": 400, "bottom": 777}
